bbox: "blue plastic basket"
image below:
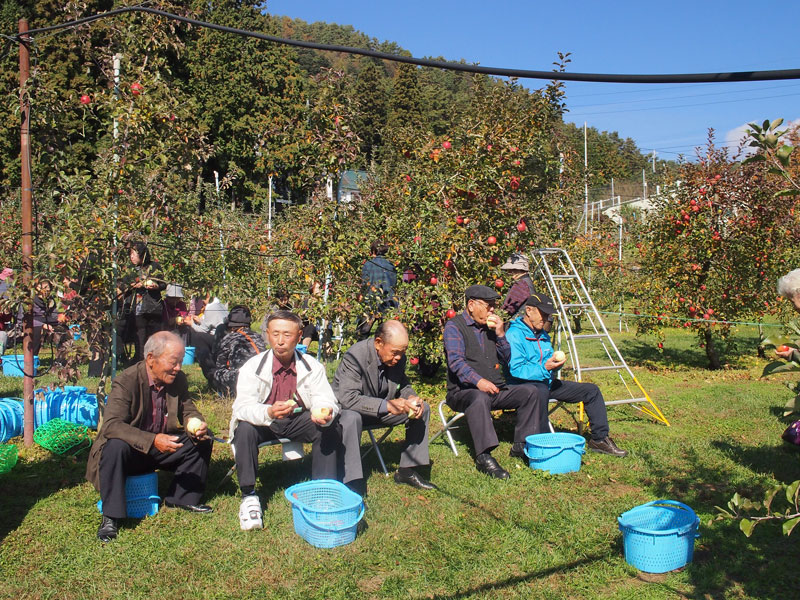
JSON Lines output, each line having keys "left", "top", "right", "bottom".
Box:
{"left": 33, "top": 387, "right": 99, "bottom": 430}
{"left": 3, "top": 355, "right": 39, "bottom": 377}
{"left": 182, "top": 346, "right": 196, "bottom": 365}
{"left": 618, "top": 500, "right": 700, "bottom": 573}
{"left": 0, "top": 398, "right": 24, "bottom": 443}
{"left": 97, "top": 472, "right": 160, "bottom": 518}
{"left": 524, "top": 433, "right": 586, "bottom": 474}
{"left": 284, "top": 479, "right": 365, "bottom": 548}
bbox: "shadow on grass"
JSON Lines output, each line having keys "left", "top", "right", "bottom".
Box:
{"left": 428, "top": 554, "right": 605, "bottom": 600}
{"left": 638, "top": 444, "right": 800, "bottom": 598}
{"left": 0, "top": 449, "right": 86, "bottom": 542}
{"left": 712, "top": 439, "right": 800, "bottom": 485}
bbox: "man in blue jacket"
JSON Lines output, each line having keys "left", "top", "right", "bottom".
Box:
{"left": 506, "top": 293, "right": 627, "bottom": 458}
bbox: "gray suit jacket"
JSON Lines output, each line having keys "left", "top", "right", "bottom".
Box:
{"left": 332, "top": 338, "right": 415, "bottom": 417}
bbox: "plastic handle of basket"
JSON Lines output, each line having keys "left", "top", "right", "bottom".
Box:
{"left": 298, "top": 504, "right": 366, "bottom": 533}
{"left": 641, "top": 499, "right": 696, "bottom": 513}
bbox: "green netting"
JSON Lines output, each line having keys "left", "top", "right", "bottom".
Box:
{"left": 33, "top": 418, "right": 91, "bottom": 455}
{"left": 0, "top": 444, "right": 17, "bottom": 474}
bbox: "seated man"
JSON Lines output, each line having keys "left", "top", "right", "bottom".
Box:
{"left": 505, "top": 293, "right": 627, "bottom": 458}
{"left": 212, "top": 305, "right": 267, "bottom": 396}
{"left": 229, "top": 310, "right": 357, "bottom": 531}
{"left": 444, "top": 285, "right": 547, "bottom": 479}
{"left": 333, "top": 319, "right": 436, "bottom": 492}
{"left": 86, "top": 331, "right": 213, "bottom": 543}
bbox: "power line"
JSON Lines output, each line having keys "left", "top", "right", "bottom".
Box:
{"left": 7, "top": 6, "right": 800, "bottom": 84}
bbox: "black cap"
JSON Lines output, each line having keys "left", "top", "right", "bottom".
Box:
{"left": 226, "top": 305, "right": 252, "bottom": 328}
{"left": 525, "top": 293, "right": 556, "bottom": 314}
{"left": 465, "top": 284, "right": 500, "bottom": 301}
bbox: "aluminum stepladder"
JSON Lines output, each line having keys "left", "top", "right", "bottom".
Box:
{"left": 530, "top": 247, "right": 670, "bottom": 427}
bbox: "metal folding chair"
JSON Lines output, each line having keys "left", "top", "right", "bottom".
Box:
{"left": 360, "top": 423, "right": 395, "bottom": 476}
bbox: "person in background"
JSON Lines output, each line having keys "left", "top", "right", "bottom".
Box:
{"left": 506, "top": 293, "right": 627, "bottom": 458}
{"left": 121, "top": 242, "right": 166, "bottom": 362}
{"left": 163, "top": 284, "right": 190, "bottom": 343}
{"left": 500, "top": 253, "right": 540, "bottom": 319}
{"left": 31, "top": 279, "right": 66, "bottom": 356}
{"left": 211, "top": 305, "right": 267, "bottom": 396}
{"left": 777, "top": 269, "right": 800, "bottom": 362}
{"left": 86, "top": 331, "right": 213, "bottom": 543}
{"left": 357, "top": 240, "right": 398, "bottom": 339}
{"left": 0, "top": 268, "right": 14, "bottom": 355}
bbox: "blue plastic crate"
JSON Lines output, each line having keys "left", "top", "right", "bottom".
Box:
{"left": 97, "top": 472, "right": 160, "bottom": 518}
{"left": 182, "top": 346, "right": 196, "bottom": 365}
{"left": 524, "top": 432, "right": 586, "bottom": 474}
{"left": 618, "top": 500, "right": 700, "bottom": 573}
{"left": 284, "top": 479, "right": 365, "bottom": 548}
{"left": 3, "top": 355, "right": 39, "bottom": 377}
{"left": 0, "top": 399, "right": 24, "bottom": 443}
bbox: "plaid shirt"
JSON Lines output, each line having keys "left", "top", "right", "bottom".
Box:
{"left": 443, "top": 311, "right": 510, "bottom": 387}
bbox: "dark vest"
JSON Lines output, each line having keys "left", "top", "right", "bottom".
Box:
{"left": 446, "top": 313, "right": 506, "bottom": 395}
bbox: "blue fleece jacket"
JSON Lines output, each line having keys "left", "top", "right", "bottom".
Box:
{"left": 506, "top": 317, "right": 554, "bottom": 385}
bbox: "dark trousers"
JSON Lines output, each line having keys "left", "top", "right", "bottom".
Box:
{"left": 134, "top": 314, "right": 163, "bottom": 362}
{"left": 233, "top": 414, "right": 341, "bottom": 490}
{"left": 446, "top": 384, "right": 546, "bottom": 456}
{"left": 530, "top": 379, "right": 609, "bottom": 440}
{"left": 99, "top": 434, "right": 213, "bottom": 519}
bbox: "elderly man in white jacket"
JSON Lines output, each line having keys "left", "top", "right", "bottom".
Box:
{"left": 229, "top": 310, "right": 356, "bottom": 531}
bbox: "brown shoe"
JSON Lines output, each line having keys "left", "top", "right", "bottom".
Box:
{"left": 587, "top": 437, "right": 628, "bottom": 458}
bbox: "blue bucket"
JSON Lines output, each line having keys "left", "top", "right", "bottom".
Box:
{"left": 524, "top": 432, "right": 586, "bottom": 474}
{"left": 285, "top": 479, "right": 365, "bottom": 548}
{"left": 0, "top": 398, "right": 24, "bottom": 443}
{"left": 97, "top": 472, "right": 160, "bottom": 518}
{"left": 182, "top": 346, "right": 196, "bottom": 365}
{"left": 3, "top": 355, "right": 39, "bottom": 377}
{"left": 618, "top": 500, "right": 700, "bottom": 573}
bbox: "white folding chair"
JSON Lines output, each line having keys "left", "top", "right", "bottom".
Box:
{"left": 430, "top": 399, "right": 557, "bottom": 456}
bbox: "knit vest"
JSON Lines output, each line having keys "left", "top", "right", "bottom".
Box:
{"left": 446, "top": 313, "right": 506, "bottom": 395}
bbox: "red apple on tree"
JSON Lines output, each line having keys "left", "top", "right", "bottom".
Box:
{"left": 446, "top": 309, "right": 456, "bottom": 319}
{"left": 455, "top": 216, "right": 464, "bottom": 225}
{"left": 444, "top": 259, "right": 453, "bottom": 269}
{"left": 517, "top": 221, "right": 527, "bottom": 232}
{"left": 442, "top": 141, "right": 451, "bottom": 149}
{"left": 429, "top": 276, "right": 438, "bottom": 285}
{"left": 487, "top": 236, "right": 497, "bottom": 245}
{"left": 410, "top": 357, "right": 420, "bottom": 366}
{"left": 80, "top": 94, "right": 91, "bottom": 105}
{"left": 130, "top": 82, "right": 143, "bottom": 95}
{"left": 494, "top": 278, "right": 504, "bottom": 289}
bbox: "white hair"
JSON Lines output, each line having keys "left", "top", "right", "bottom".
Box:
{"left": 778, "top": 269, "right": 800, "bottom": 299}
{"left": 143, "top": 331, "right": 184, "bottom": 358}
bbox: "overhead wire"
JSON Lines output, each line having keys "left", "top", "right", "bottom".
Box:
{"left": 5, "top": 5, "right": 800, "bottom": 84}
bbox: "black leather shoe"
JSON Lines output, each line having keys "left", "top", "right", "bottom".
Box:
{"left": 587, "top": 436, "right": 628, "bottom": 458}
{"left": 165, "top": 501, "right": 214, "bottom": 513}
{"left": 474, "top": 453, "right": 510, "bottom": 479}
{"left": 394, "top": 469, "right": 438, "bottom": 491}
{"left": 97, "top": 515, "right": 118, "bottom": 542}
{"left": 509, "top": 442, "right": 526, "bottom": 458}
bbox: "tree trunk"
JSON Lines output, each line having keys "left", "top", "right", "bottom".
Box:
{"left": 704, "top": 329, "right": 722, "bottom": 370}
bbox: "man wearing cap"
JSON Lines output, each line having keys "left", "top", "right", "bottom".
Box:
{"left": 443, "top": 285, "right": 547, "bottom": 479}
{"left": 500, "top": 253, "right": 539, "bottom": 319}
{"left": 211, "top": 305, "right": 267, "bottom": 396}
{"left": 506, "top": 293, "right": 627, "bottom": 457}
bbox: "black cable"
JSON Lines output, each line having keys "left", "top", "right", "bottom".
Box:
{"left": 9, "top": 6, "right": 800, "bottom": 84}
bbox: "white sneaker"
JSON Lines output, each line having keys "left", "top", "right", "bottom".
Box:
{"left": 239, "top": 495, "right": 263, "bottom": 531}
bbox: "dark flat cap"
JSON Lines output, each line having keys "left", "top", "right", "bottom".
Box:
{"left": 465, "top": 285, "right": 500, "bottom": 301}
{"left": 525, "top": 292, "right": 556, "bottom": 314}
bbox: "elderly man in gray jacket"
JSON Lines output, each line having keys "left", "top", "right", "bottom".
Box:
{"left": 333, "top": 320, "right": 436, "bottom": 492}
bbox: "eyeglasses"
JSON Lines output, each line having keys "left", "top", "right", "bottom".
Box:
{"left": 472, "top": 299, "right": 496, "bottom": 309}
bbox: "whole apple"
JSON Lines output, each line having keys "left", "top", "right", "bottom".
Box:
{"left": 487, "top": 236, "right": 497, "bottom": 245}
{"left": 446, "top": 309, "right": 456, "bottom": 318}
{"left": 517, "top": 222, "right": 527, "bottom": 232}
{"left": 410, "top": 357, "right": 419, "bottom": 365}
{"left": 494, "top": 278, "right": 503, "bottom": 289}
{"left": 130, "top": 82, "right": 143, "bottom": 95}
{"left": 429, "top": 276, "right": 438, "bottom": 285}
{"left": 442, "top": 141, "right": 451, "bottom": 149}
{"left": 80, "top": 94, "right": 91, "bottom": 105}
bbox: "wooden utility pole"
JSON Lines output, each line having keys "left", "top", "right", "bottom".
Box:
{"left": 19, "top": 19, "right": 34, "bottom": 447}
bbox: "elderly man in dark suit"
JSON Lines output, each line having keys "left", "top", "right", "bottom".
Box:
{"left": 333, "top": 320, "right": 436, "bottom": 492}
{"left": 86, "top": 331, "right": 213, "bottom": 543}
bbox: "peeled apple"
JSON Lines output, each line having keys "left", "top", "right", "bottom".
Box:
{"left": 552, "top": 350, "right": 566, "bottom": 362}
{"left": 311, "top": 406, "right": 331, "bottom": 420}
{"left": 186, "top": 417, "right": 203, "bottom": 435}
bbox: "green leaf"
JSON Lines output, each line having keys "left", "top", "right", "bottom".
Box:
{"left": 762, "top": 361, "right": 800, "bottom": 377}
{"left": 762, "top": 119, "right": 771, "bottom": 130}
{"left": 770, "top": 118, "right": 785, "bottom": 130}
{"left": 742, "top": 154, "right": 766, "bottom": 164}
{"left": 784, "top": 395, "right": 800, "bottom": 417}
{"left": 775, "top": 189, "right": 800, "bottom": 198}
{"left": 740, "top": 518, "right": 756, "bottom": 537}
{"left": 765, "top": 485, "right": 783, "bottom": 511}
{"left": 785, "top": 480, "right": 800, "bottom": 505}
{"left": 782, "top": 516, "right": 800, "bottom": 536}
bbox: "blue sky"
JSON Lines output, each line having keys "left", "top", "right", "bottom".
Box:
{"left": 266, "top": 0, "right": 799, "bottom": 162}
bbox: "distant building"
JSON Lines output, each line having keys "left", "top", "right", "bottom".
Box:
{"left": 337, "top": 170, "right": 369, "bottom": 203}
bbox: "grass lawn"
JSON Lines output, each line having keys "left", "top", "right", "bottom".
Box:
{"left": 1, "top": 323, "right": 799, "bottom": 599}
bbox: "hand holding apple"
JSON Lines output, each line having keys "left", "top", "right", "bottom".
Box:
{"left": 552, "top": 350, "right": 566, "bottom": 362}
{"left": 776, "top": 345, "right": 795, "bottom": 360}
{"left": 310, "top": 406, "right": 332, "bottom": 425}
